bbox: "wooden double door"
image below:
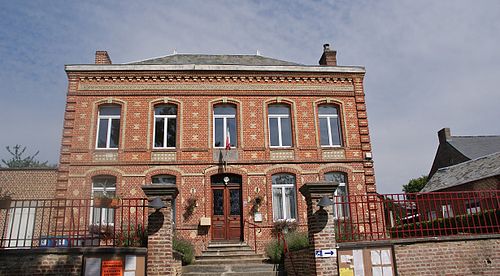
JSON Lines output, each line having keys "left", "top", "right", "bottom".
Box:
{"left": 211, "top": 182, "right": 242, "bottom": 241}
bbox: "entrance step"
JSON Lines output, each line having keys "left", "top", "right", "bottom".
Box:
{"left": 182, "top": 242, "right": 284, "bottom": 275}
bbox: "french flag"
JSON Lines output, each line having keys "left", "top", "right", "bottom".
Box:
{"left": 225, "top": 127, "right": 231, "bottom": 150}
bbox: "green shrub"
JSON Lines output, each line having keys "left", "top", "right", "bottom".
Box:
{"left": 265, "top": 231, "right": 309, "bottom": 263}
{"left": 265, "top": 238, "right": 284, "bottom": 264}
{"left": 285, "top": 231, "right": 309, "bottom": 252}
{"left": 173, "top": 236, "right": 195, "bottom": 265}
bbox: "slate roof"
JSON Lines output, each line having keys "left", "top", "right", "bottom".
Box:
{"left": 128, "top": 54, "right": 302, "bottom": 66}
{"left": 448, "top": 135, "right": 500, "bottom": 159}
{"left": 421, "top": 152, "right": 500, "bottom": 192}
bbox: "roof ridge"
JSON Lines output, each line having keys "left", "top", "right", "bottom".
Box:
{"left": 451, "top": 135, "right": 500, "bottom": 138}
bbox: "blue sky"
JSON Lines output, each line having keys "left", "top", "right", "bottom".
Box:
{"left": 1, "top": 0, "right": 499, "bottom": 193}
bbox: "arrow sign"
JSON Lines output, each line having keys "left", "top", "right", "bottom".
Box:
{"left": 315, "top": 249, "right": 337, "bottom": 258}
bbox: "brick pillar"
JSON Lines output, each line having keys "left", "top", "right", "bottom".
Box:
{"left": 299, "top": 181, "right": 339, "bottom": 276}
{"left": 142, "top": 184, "right": 178, "bottom": 276}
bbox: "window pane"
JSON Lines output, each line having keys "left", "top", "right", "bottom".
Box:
{"left": 97, "top": 119, "right": 109, "bottom": 148}
{"left": 269, "top": 118, "right": 279, "bottom": 146}
{"left": 167, "top": 118, "right": 176, "bottom": 147}
{"left": 285, "top": 187, "right": 296, "bottom": 219}
{"left": 99, "top": 105, "right": 121, "bottom": 116}
{"left": 330, "top": 117, "right": 342, "bottom": 146}
{"left": 324, "top": 172, "right": 346, "bottom": 184}
{"left": 269, "top": 105, "right": 290, "bottom": 115}
{"left": 213, "top": 190, "right": 224, "bottom": 216}
{"left": 152, "top": 175, "right": 176, "bottom": 184}
{"left": 109, "top": 118, "right": 120, "bottom": 148}
{"left": 214, "top": 118, "right": 224, "bottom": 147}
{"left": 155, "top": 104, "right": 177, "bottom": 115}
{"left": 154, "top": 118, "right": 165, "bottom": 147}
{"left": 228, "top": 118, "right": 237, "bottom": 147}
{"left": 214, "top": 104, "right": 236, "bottom": 115}
{"left": 318, "top": 105, "right": 338, "bottom": 115}
{"left": 273, "top": 188, "right": 283, "bottom": 220}
{"left": 319, "top": 118, "right": 330, "bottom": 145}
{"left": 230, "top": 189, "right": 241, "bottom": 215}
{"left": 281, "top": 117, "right": 292, "bottom": 146}
{"left": 272, "top": 174, "right": 295, "bottom": 185}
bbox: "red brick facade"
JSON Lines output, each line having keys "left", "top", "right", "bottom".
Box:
{"left": 58, "top": 47, "right": 376, "bottom": 252}
{"left": 0, "top": 168, "right": 57, "bottom": 199}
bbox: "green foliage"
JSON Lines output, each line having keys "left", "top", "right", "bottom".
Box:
{"left": 115, "top": 224, "right": 147, "bottom": 247}
{"left": 390, "top": 209, "right": 499, "bottom": 238}
{"left": 265, "top": 231, "right": 309, "bottom": 264}
{"left": 173, "top": 236, "right": 195, "bottom": 265}
{"left": 402, "top": 175, "right": 428, "bottom": 194}
{"left": 271, "top": 220, "right": 298, "bottom": 235}
{"left": 1, "top": 144, "right": 54, "bottom": 168}
{"left": 335, "top": 220, "right": 360, "bottom": 242}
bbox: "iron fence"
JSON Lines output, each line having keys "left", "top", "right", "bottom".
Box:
{"left": 0, "top": 198, "right": 148, "bottom": 248}
{"left": 334, "top": 190, "right": 500, "bottom": 242}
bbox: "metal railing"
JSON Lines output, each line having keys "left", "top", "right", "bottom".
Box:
{"left": 243, "top": 219, "right": 262, "bottom": 253}
{"left": 333, "top": 190, "right": 500, "bottom": 242}
{"left": 0, "top": 198, "right": 148, "bottom": 248}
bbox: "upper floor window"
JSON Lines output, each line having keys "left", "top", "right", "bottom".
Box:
{"left": 154, "top": 104, "right": 177, "bottom": 148}
{"left": 318, "top": 105, "right": 342, "bottom": 147}
{"left": 272, "top": 173, "right": 297, "bottom": 220}
{"left": 91, "top": 176, "right": 116, "bottom": 224}
{"left": 324, "top": 172, "right": 349, "bottom": 218}
{"left": 214, "top": 104, "right": 237, "bottom": 148}
{"left": 96, "top": 105, "right": 121, "bottom": 149}
{"left": 268, "top": 104, "right": 292, "bottom": 147}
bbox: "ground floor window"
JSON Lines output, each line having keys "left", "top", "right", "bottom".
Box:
{"left": 272, "top": 173, "right": 297, "bottom": 221}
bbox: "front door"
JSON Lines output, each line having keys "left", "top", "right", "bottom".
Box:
{"left": 211, "top": 175, "right": 242, "bottom": 241}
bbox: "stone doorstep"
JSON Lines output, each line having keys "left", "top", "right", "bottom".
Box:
{"left": 182, "top": 263, "right": 279, "bottom": 276}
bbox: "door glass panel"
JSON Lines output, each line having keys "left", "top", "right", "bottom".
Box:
{"left": 213, "top": 189, "right": 224, "bottom": 216}
{"left": 229, "top": 189, "right": 241, "bottom": 216}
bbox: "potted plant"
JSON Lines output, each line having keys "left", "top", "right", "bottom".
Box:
{"left": 93, "top": 194, "right": 122, "bottom": 208}
{"left": 0, "top": 188, "right": 13, "bottom": 209}
{"left": 89, "top": 224, "right": 114, "bottom": 240}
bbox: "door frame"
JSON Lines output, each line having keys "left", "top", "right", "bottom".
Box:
{"left": 210, "top": 174, "right": 243, "bottom": 241}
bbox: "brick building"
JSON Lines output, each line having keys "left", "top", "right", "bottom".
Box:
{"left": 58, "top": 44, "right": 376, "bottom": 252}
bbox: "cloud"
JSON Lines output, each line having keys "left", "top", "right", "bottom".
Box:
{"left": 0, "top": 0, "right": 499, "bottom": 192}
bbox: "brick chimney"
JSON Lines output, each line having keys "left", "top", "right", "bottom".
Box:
{"left": 438, "top": 128, "right": 451, "bottom": 143}
{"left": 95, "top": 51, "right": 112, "bottom": 64}
{"left": 319, "top": 43, "right": 337, "bottom": 66}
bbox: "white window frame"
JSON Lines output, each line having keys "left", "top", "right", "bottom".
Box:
{"left": 6, "top": 201, "right": 36, "bottom": 247}
{"left": 91, "top": 177, "right": 116, "bottom": 225}
{"left": 95, "top": 106, "right": 120, "bottom": 149}
{"left": 272, "top": 174, "right": 297, "bottom": 221}
{"left": 153, "top": 105, "right": 177, "bottom": 149}
{"left": 318, "top": 105, "right": 342, "bottom": 147}
{"left": 213, "top": 106, "right": 236, "bottom": 148}
{"left": 268, "top": 106, "right": 292, "bottom": 148}
{"left": 441, "top": 204, "right": 454, "bottom": 218}
{"left": 325, "top": 172, "right": 349, "bottom": 219}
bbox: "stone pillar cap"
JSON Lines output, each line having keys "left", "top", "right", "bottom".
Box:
{"left": 299, "top": 181, "right": 339, "bottom": 197}
{"left": 141, "top": 184, "right": 179, "bottom": 199}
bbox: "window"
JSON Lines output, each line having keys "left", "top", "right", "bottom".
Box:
{"left": 213, "top": 104, "right": 237, "bottom": 148}
{"left": 96, "top": 105, "right": 121, "bottom": 149}
{"left": 152, "top": 174, "right": 176, "bottom": 224}
{"left": 324, "top": 172, "right": 349, "bottom": 218}
{"left": 318, "top": 105, "right": 342, "bottom": 147}
{"left": 272, "top": 174, "right": 297, "bottom": 220}
{"left": 6, "top": 201, "right": 36, "bottom": 247}
{"left": 154, "top": 104, "right": 177, "bottom": 148}
{"left": 441, "top": 204, "right": 454, "bottom": 218}
{"left": 91, "top": 176, "right": 116, "bottom": 225}
{"left": 268, "top": 104, "right": 292, "bottom": 147}
{"left": 466, "top": 199, "right": 481, "bottom": 214}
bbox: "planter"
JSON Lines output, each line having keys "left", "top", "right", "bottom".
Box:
{"left": 94, "top": 197, "right": 121, "bottom": 208}
{"left": 0, "top": 196, "right": 12, "bottom": 209}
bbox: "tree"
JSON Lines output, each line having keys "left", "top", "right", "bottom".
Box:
{"left": 1, "top": 144, "right": 54, "bottom": 168}
{"left": 402, "top": 175, "right": 428, "bottom": 194}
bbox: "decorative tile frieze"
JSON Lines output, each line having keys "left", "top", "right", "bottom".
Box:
{"left": 270, "top": 150, "right": 294, "bottom": 160}
{"left": 151, "top": 152, "right": 176, "bottom": 162}
{"left": 322, "top": 148, "right": 345, "bottom": 160}
{"left": 212, "top": 149, "right": 238, "bottom": 162}
{"left": 93, "top": 151, "right": 118, "bottom": 162}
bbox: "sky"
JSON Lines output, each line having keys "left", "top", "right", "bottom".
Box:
{"left": 0, "top": 0, "right": 499, "bottom": 193}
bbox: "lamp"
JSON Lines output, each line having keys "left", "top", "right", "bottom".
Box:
{"left": 317, "top": 195, "right": 334, "bottom": 208}
{"left": 149, "top": 197, "right": 165, "bottom": 211}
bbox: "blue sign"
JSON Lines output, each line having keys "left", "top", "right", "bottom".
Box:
{"left": 315, "top": 249, "right": 337, "bottom": 258}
